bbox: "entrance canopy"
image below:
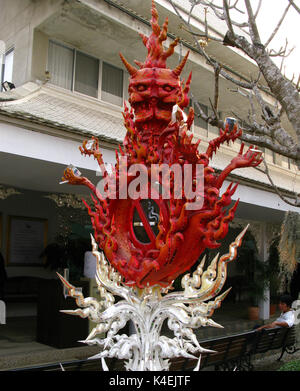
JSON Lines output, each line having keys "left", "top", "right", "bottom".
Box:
{"left": 0, "top": 121, "right": 116, "bottom": 194}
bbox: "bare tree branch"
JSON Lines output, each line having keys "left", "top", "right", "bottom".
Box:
{"left": 296, "top": 74, "right": 300, "bottom": 91}
{"left": 223, "top": 0, "right": 234, "bottom": 34}
{"left": 167, "top": 0, "right": 300, "bottom": 185}
{"left": 268, "top": 46, "right": 294, "bottom": 58}
{"left": 264, "top": 2, "right": 291, "bottom": 47}
{"left": 169, "top": 0, "right": 254, "bottom": 90}
{"left": 244, "top": 0, "right": 262, "bottom": 44}
{"left": 255, "top": 159, "right": 300, "bottom": 207}
{"left": 179, "top": 22, "right": 223, "bottom": 42}
{"left": 253, "top": 0, "right": 263, "bottom": 20}
{"left": 288, "top": 0, "right": 300, "bottom": 14}
{"left": 197, "top": 0, "right": 249, "bottom": 28}
{"left": 192, "top": 93, "right": 224, "bottom": 129}
{"left": 268, "top": 37, "right": 294, "bottom": 58}
{"left": 219, "top": 15, "right": 300, "bottom": 142}
{"left": 191, "top": 0, "right": 244, "bottom": 13}
{"left": 214, "top": 64, "right": 221, "bottom": 112}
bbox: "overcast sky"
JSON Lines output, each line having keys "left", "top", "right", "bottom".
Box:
{"left": 212, "top": 0, "right": 299, "bottom": 80}
{"left": 255, "top": 0, "right": 299, "bottom": 80}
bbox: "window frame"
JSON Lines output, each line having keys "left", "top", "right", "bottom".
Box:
{"left": 101, "top": 60, "right": 124, "bottom": 106}
{"left": 47, "top": 39, "right": 126, "bottom": 106}
{"left": 0, "top": 47, "right": 14, "bottom": 92}
{"left": 74, "top": 50, "right": 100, "bottom": 99}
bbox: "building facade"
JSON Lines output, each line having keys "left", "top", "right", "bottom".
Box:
{"left": 0, "top": 0, "right": 299, "bottom": 321}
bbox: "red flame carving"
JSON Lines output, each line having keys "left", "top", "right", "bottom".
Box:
{"left": 62, "top": 0, "right": 262, "bottom": 288}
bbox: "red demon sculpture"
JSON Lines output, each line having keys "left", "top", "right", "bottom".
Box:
{"left": 62, "top": 0, "right": 262, "bottom": 288}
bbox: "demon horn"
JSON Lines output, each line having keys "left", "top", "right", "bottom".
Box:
{"left": 119, "top": 52, "right": 138, "bottom": 76}
{"left": 134, "top": 60, "right": 145, "bottom": 69}
{"left": 172, "top": 51, "right": 190, "bottom": 76}
{"left": 139, "top": 33, "right": 149, "bottom": 47}
{"left": 151, "top": 0, "right": 160, "bottom": 37}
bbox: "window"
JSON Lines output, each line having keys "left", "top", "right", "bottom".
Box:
{"left": 271, "top": 145, "right": 282, "bottom": 166}
{"left": 1, "top": 48, "right": 14, "bottom": 91}
{"left": 101, "top": 62, "right": 123, "bottom": 106}
{"left": 124, "top": 72, "right": 130, "bottom": 102}
{"left": 48, "top": 40, "right": 124, "bottom": 105}
{"left": 74, "top": 51, "right": 99, "bottom": 98}
{"left": 48, "top": 41, "right": 73, "bottom": 90}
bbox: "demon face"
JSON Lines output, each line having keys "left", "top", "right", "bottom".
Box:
{"left": 129, "top": 67, "right": 181, "bottom": 126}
{"left": 119, "top": 3, "right": 190, "bottom": 141}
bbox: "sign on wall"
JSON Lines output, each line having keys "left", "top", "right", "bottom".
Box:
{"left": 6, "top": 216, "right": 48, "bottom": 266}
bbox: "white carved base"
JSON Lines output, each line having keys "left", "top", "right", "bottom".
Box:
{"left": 57, "top": 226, "right": 248, "bottom": 371}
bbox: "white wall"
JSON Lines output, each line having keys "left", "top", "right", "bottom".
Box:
{"left": 222, "top": 180, "right": 300, "bottom": 213}
{"left": 0, "top": 188, "right": 58, "bottom": 279}
{"left": 0, "top": 121, "right": 115, "bottom": 170}
{"left": 0, "top": 0, "right": 62, "bottom": 87}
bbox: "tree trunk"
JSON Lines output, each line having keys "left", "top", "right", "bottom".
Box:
{"left": 224, "top": 31, "right": 300, "bottom": 163}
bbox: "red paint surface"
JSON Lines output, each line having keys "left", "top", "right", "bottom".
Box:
{"left": 62, "top": 1, "right": 262, "bottom": 288}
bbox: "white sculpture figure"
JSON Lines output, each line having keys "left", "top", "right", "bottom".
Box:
{"left": 57, "top": 226, "right": 248, "bottom": 371}
{"left": 83, "top": 251, "right": 97, "bottom": 279}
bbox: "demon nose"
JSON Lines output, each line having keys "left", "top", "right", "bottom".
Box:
{"left": 150, "top": 97, "right": 158, "bottom": 104}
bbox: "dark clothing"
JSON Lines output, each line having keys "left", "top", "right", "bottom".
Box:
{"left": 0, "top": 252, "right": 7, "bottom": 300}
{"left": 290, "top": 264, "right": 300, "bottom": 301}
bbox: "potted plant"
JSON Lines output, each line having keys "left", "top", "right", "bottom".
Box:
{"left": 235, "top": 231, "right": 268, "bottom": 320}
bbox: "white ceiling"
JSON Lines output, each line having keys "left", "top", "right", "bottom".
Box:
{"left": 0, "top": 151, "right": 285, "bottom": 224}
{"left": 0, "top": 152, "right": 96, "bottom": 195}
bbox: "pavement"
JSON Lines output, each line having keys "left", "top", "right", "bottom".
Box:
{"left": 0, "top": 301, "right": 298, "bottom": 371}
{"left": 252, "top": 348, "right": 300, "bottom": 371}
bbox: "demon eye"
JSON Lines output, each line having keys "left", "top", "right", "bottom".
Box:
{"left": 163, "top": 84, "right": 175, "bottom": 92}
{"left": 136, "top": 84, "right": 148, "bottom": 92}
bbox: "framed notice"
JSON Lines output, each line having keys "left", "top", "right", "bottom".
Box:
{"left": 6, "top": 216, "right": 48, "bottom": 266}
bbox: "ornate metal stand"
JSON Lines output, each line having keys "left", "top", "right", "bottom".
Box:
{"left": 57, "top": 225, "right": 248, "bottom": 371}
